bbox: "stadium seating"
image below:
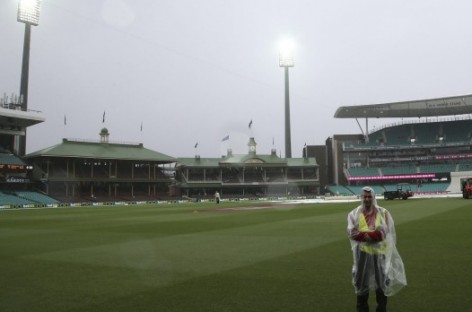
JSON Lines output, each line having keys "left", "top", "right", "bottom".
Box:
{"left": 0, "top": 192, "right": 34, "bottom": 205}
{"left": 380, "top": 165, "right": 417, "bottom": 175}
{"left": 383, "top": 124, "right": 411, "bottom": 145}
{"left": 360, "top": 120, "right": 472, "bottom": 147}
{"left": 326, "top": 185, "right": 353, "bottom": 195}
{"left": 14, "top": 191, "right": 60, "bottom": 205}
{"left": 0, "top": 152, "right": 26, "bottom": 165}
{"left": 441, "top": 120, "right": 472, "bottom": 142}
{"left": 458, "top": 162, "right": 472, "bottom": 172}
{"left": 419, "top": 163, "right": 457, "bottom": 173}
{"left": 417, "top": 182, "right": 450, "bottom": 193}
{"left": 346, "top": 185, "right": 385, "bottom": 196}
{"left": 412, "top": 123, "right": 439, "bottom": 144}
{"left": 348, "top": 167, "right": 380, "bottom": 176}
{"left": 0, "top": 191, "right": 59, "bottom": 206}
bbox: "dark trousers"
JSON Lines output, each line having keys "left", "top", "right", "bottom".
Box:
{"left": 354, "top": 248, "right": 388, "bottom": 312}
{"left": 356, "top": 289, "right": 387, "bottom": 312}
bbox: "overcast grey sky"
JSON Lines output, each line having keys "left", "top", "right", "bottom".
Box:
{"left": 2, "top": 0, "right": 472, "bottom": 158}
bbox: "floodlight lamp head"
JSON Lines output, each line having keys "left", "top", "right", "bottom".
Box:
{"left": 279, "top": 39, "right": 295, "bottom": 67}
{"left": 18, "top": 0, "right": 41, "bottom": 26}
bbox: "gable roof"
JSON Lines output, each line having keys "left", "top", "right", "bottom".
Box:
{"left": 24, "top": 139, "right": 176, "bottom": 163}
{"left": 176, "top": 157, "right": 222, "bottom": 167}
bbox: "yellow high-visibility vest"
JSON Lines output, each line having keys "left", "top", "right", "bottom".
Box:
{"left": 358, "top": 210, "right": 387, "bottom": 255}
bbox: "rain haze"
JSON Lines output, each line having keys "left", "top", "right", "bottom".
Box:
{"left": 2, "top": 0, "right": 472, "bottom": 158}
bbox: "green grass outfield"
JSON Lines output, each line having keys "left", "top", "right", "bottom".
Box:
{"left": 1, "top": 198, "right": 471, "bottom": 311}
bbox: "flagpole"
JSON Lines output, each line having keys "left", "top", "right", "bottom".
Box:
{"left": 221, "top": 135, "right": 230, "bottom": 155}
{"left": 64, "top": 113, "right": 68, "bottom": 139}
{"left": 140, "top": 121, "right": 143, "bottom": 143}
{"left": 248, "top": 119, "right": 253, "bottom": 139}
{"left": 194, "top": 142, "right": 199, "bottom": 157}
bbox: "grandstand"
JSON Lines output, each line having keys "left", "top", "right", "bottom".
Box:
{"left": 320, "top": 94, "right": 472, "bottom": 196}
{"left": 1, "top": 129, "right": 177, "bottom": 206}
{"left": 3, "top": 88, "right": 472, "bottom": 206}
{"left": 0, "top": 190, "right": 60, "bottom": 207}
{"left": 2, "top": 100, "right": 318, "bottom": 205}
{"left": 24, "top": 129, "right": 177, "bottom": 203}
{"left": 0, "top": 96, "right": 59, "bottom": 207}
{"left": 176, "top": 138, "right": 319, "bottom": 198}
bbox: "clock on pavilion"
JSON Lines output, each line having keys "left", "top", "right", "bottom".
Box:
{"left": 248, "top": 137, "right": 257, "bottom": 154}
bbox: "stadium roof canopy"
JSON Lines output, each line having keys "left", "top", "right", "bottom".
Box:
{"left": 25, "top": 138, "right": 176, "bottom": 163}
{"left": 334, "top": 94, "right": 472, "bottom": 118}
{"left": 0, "top": 107, "right": 44, "bottom": 135}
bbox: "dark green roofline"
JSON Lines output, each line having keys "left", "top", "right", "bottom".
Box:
{"left": 24, "top": 138, "right": 176, "bottom": 163}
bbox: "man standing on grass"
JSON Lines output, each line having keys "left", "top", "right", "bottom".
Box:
{"left": 347, "top": 186, "right": 407, "bottom": 312}
{"left": 214, "top": 191, "right": 221, "bottom": 204}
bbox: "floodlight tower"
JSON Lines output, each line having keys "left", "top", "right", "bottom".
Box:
{"left": 17, "top": 0, "right": 41, "bottom": 156}
{"left": 279, "top": 39, "right": 294, "bottom": 158}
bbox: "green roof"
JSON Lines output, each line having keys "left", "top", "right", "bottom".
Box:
{"left": 286, "top": 157, "right": 317, "bottom": 167}
{"left": 25, "top": 139, "right": 176, "bottom": 163}
{"left": 176, "top": 157, "right": 222, "bottom": 167}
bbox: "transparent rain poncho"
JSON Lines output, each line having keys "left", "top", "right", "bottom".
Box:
{"left": 347, "top": 187, "right": 407, "bottom": 296}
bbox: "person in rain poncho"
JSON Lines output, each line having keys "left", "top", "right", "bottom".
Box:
{"left": 347, "top": 186, "right": 407, "bottom": 312}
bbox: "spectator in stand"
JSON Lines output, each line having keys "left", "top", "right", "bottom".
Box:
{"left": 347, "top": 186, "right": 407, "bottom": 312}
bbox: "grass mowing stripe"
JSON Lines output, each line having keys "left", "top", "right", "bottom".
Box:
{"left": 380, "top": 198, "right": 469, "bottom": 225}
{"left": 3, "top": 203, "right": 349, "bottom": 311}
{"left": 66, "top": 239, "right": 354, "bottom": 312}
{"left": 1, "top": 199, "right": 471, "bottom": 311}
{"left": 28, "top": 210, "right": 349, "bottom": 285}
{"left": 389, "top": 204, "right": 472, "bottom": 312}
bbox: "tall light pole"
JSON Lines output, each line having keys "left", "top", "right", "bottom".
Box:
{"left": 279, "top": 40, "right": 294, "bottom": 158}
{"left": 17, "top": 0, "right": 41, "bottom": 156}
